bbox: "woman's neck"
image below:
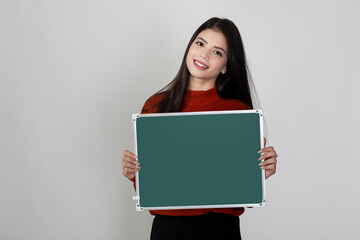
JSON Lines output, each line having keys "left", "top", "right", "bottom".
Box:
{"left": 188, "top": 77, "right": 216, "bottom": 91}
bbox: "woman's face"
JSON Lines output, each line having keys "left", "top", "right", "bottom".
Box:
{"left": 186, "top": 29, "right": 228, "bottom": 90}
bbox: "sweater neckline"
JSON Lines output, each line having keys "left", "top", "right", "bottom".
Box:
{"left": 184, "top": 87, "right": 221, "bottom": 105}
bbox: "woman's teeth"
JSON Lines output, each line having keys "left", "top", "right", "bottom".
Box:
{"left": 195, "top": 61, "right": 208, "bottom": 69}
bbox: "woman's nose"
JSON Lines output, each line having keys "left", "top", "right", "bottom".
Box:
{"left": 199, "top": 48, "right": 210, "bottom": 60}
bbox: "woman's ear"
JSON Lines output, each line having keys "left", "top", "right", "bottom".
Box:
{"left": 221, "top": 66, "right": 227, "bottom": 74}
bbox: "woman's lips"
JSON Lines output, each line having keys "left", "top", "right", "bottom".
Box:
{"left": 193, "top": 60, "right": 209, "bottom": 70}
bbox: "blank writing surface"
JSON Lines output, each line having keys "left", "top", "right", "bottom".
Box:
{"left": 134, "top": 111, "right": 264, "bottom": 209}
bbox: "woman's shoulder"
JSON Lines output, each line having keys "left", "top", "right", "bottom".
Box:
{"left": 141, "top": 93, "right": 166, "bottom": 114}
{"left": 217, "top": 97, "right": 252, "bottom": 111}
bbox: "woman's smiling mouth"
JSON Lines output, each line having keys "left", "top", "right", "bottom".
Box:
{"left": 193, "top": 60, "right": 209, "bottom": 70}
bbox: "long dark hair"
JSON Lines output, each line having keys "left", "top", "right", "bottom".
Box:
{"left": 149, "top": 17, "right": 254, "bottom": 112}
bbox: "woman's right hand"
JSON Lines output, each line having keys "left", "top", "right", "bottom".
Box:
{"left": 122, "top": 150, "right": 140, "bottom": 180}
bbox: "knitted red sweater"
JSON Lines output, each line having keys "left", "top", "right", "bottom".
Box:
{"left": 133, "top": 87, "right": 251, "bottom": 216}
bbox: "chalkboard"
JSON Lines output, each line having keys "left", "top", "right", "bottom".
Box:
{"left": 132, "top": 110, "right": 266, "bottom": 211}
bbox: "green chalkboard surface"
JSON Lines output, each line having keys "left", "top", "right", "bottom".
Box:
{"left": 132, "top": 110, "right": 265, "bottom": 211}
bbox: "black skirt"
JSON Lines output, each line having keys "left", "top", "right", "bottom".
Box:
{"left": 150, "top": 212, "right": 241, "bottom": 240}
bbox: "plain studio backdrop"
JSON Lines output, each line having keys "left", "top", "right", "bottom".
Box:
{"left": 1, "top": 0, "right": 359, "bottom": 239}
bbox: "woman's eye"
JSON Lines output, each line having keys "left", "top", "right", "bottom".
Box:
{"left": 214, "top": 51, "right": 222, "bottom": 57}
{"left": 196, "top": 41, "right": 204, "bottom": 47}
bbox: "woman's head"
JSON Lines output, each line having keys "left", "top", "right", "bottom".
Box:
{"left": 184, "top": 18, "right": 252, "bottom": 103}
{"left": 154, "top": 17, "right": 254, "bottom": 112}
{"left": 185, "top": 28, "right": 228, "bottom": 90}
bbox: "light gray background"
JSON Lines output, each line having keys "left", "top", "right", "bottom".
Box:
{"left": 1, "top": 0, "right": 359, "bottom": 239}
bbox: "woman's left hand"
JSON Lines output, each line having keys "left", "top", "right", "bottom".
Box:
{"left": 258, "top": 138, "right": 277, "bottom": 179}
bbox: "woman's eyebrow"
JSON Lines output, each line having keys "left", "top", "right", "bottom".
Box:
{"left": 214, "top": 46, "right": 227, "bottom": 54}
{"left": 197, "top": 37, "right": 208, "bottom": 44}
{"left": 196, "top": 37, "right": 227, "bottom": 54}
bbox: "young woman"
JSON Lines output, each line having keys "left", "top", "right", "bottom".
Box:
{"left": 122, "top": 17, "right": 277, "bottom": 240}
